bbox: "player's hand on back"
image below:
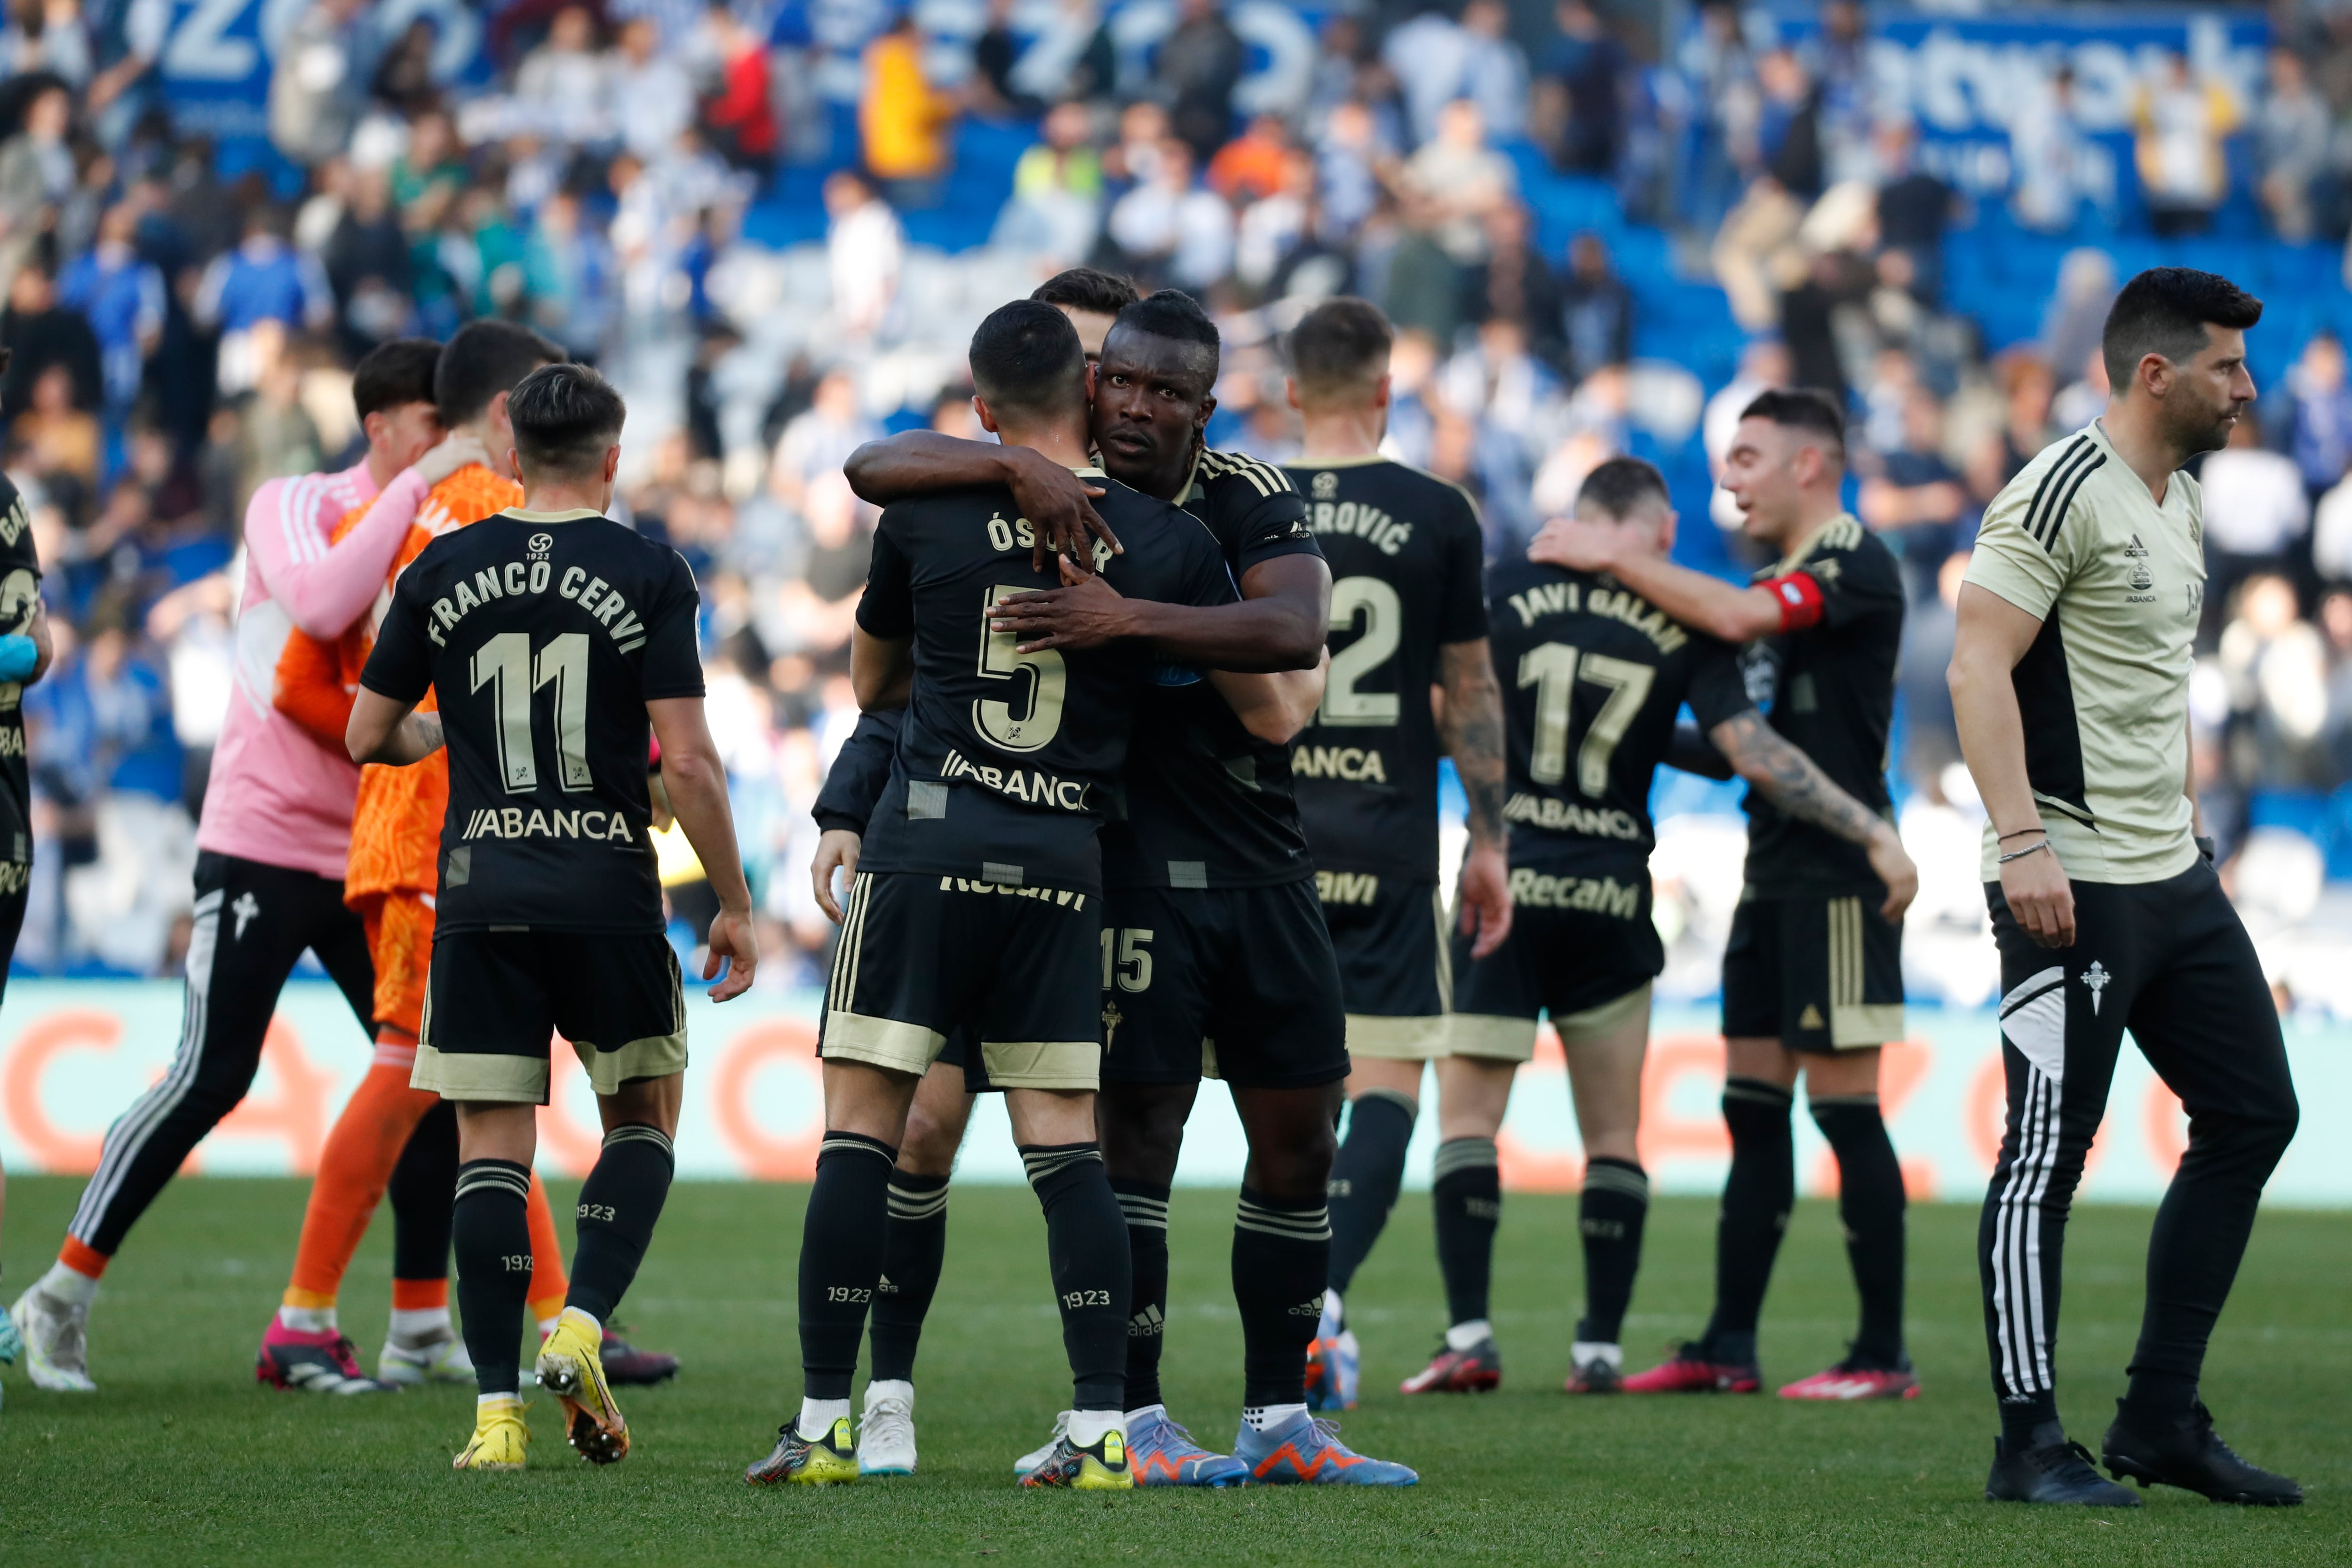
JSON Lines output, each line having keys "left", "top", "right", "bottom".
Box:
{"left": 992, "top": 554, "right": 1132, "bottom": 653}
{"left": 1999, "top": 835, "right": 2074, "bottom": 948}
{"left": 704, "top": 907, "right": 759, "bottom": 1001}
{"left": 811, "top": 829, "right": 861, "bottom": 923}
{"left": 413, "top": 431, "right": 491, "bottom": 486}
{"left": 1526, "top": 515, "right": 1622, "bottom": 574}
{"left": 1002, "top": 444, "right": 1118, "bottom": 573}
{"left": 1865, "top": 822, "right": 1919, "bottom": 925}
{"left": 1456, "top": 839, "right": 1513, "bottom": 959}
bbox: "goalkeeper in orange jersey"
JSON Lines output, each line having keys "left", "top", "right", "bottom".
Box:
{"left": 261, "top": 320, "right": 677, "bottom": 1388}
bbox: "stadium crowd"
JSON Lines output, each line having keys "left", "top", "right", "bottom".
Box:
{"left": 8, "top": 0, "right": 2352, "bottom": 1013}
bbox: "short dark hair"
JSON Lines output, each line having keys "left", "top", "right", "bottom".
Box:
{"left": 1739, "top": 387, "right": 1846, "bottom": 463}
{"left": 507, "top": 362, "right": 626, "bottom": 482}
{"left": 351, "top": 337, "right": 441, "bottom": 422}
{"left": 1288, "top": 297, "right": 1392, "bottom": 398}
{"left": 1116, "top": 289, "right": 1220, "bottom": 353}
{"left": 1573, "top": 456, "right": 1670, "bottom": 518}
{"left": 435, "top": 319, "right": 564, "bottom": 427}
{"left": 2101, "top": 267, "right": 2263, "bottom": 390}
{"left": 1031, "top": 267, "right": 1141, "bottom": 318}
{"left": 969, "top": 299, "right": 1086, "bottom": 421}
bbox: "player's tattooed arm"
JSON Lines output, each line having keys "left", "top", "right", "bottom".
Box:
{"left": 1708, "top": 708, "right": 1918, "bottom": 922}
{"left": 1437, "top": 638, "right": 1508, "bottom": 847}
{"left": 345, "top": 688, "right": 445, "bottom": 766}
{"left": 842, "top": 432, "right": 1120, "bottom": 572}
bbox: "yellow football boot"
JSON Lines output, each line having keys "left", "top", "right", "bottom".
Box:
{"left": 1020, "top": 1425, "right": 1133, "bottom": 1490}
{"left": 745, "top": 1415, "right": 861, "bottom": 1486}
{"left": 453, "top": 1396, "right": 531, "bottom": 1471}
{"left": 534, "top": 1308, "right": 629, "bottom": 1465}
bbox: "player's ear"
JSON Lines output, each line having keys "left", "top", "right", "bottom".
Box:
{"left": 1373, "top": 372, "right": 1391, "bottom": 412}
{"left": 1285, "top": 376, "right": 1301, "bottom": 411}
{"left": 1657, "top": 507, "right": 1679, "bottom": 555}
{"left": 972, "top": 393, "right": 1000, "bottom": 436}
{"left": 603, "top": 444, "right": 621, "bottom": 484}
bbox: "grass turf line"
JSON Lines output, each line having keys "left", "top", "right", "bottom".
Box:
{"left": 0, "top": 1176, "right": 2342, "bottom": 1565}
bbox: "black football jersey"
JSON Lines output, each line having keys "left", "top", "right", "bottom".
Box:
{"left": 360, "top": 507, "right": 706, "bottom": 934}
{"left": 0, "top": 480, "right": 36, "bottom": 887}
{"left": 856, "top": 470, "right": 1237, "bottom": 892}
{"left": 1485, "top": 558, "right": 1751, "bottom": 890}
{"left": 1737, "top": 515, "right": 1904, "bottom": 896}
{"left": 813, "top": 708, "right": 900, "bottom": 833}
{"left": 1280, "top": 457, "right": 1487, "bottom": 882}
{"left": 1101, "top": 448, "right": 1326, "bottom": 890}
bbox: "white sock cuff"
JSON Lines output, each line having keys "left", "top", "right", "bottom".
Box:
{"left": 1241, "top": 1402, "right": 1308, "bottom": 1432}
{"left": 560, "top": 1305, "right": 602, "bottom": 1335}
{"left": 478, "top": 1391, "right": 522, "bottom": 1410}
{"left": 862, "top": 1378, "right": 914, "bottom": 1406}
{"left": 388, "top": 1306, "right": 453, "bottom": 1338}
{"left": 1066, "top": 1409, "right": 1125, "bottom": 1447}
{"left": 1570, "top": 1340, "right": 1624, "bottom": 1370}
{"left": 1444, "top": 1318, "right": 1494, "bottom": 1352}
{"left": 797, "top": 1396, "right": 852, "bottom": 1439}
{"left": 277, "top": 1304, "right": 336, "bottom": 1334}
{"left": 40, "top": 1259, "right": 98, "bottom": 1307}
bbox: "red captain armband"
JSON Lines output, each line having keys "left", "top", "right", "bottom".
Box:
{"left": 1758, "top": 571, "right": 1825, "bottom": 632}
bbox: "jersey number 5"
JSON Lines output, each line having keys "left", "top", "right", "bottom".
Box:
{"left": 976, "top": 585, "right": 1067, "bottom": 752}
{"left": 1518, "top": 643, "right": 1655, "bottom": 796}
{"left": 471, "top": 631, "right": 593, "bottom": 794}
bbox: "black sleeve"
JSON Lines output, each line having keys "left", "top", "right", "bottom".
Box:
{"left": 1437, "top": 487, "right": 1489, "bottom": 644}
{"left": 637, "top": 550, "right": 706, "bottom": 700}
{"left": 1796, "top": 538, "right": 1905, "bottom": 631}
{"left": 855, "top": 510, "right": 915, "bottom": 638}
{"left": 1222, "top": 474, "right": 1323, "bottom": 578}
{"left": 1665, "top": 718, "right": 1735, "bottom": 781}
{"left": 1175, "top": 529, "right": 1243, "bottom": 609}
{"left": 1683, "top": 638, "right": 1753, "bottom": 732}
{"left": 813, "top": 709, "right": 902, "bottom": 833}
{"left": 0, "top": 485, "right": 37, "bottom": 583}
{"left": 358, "top": 563, "right": 437, "bottom": 703}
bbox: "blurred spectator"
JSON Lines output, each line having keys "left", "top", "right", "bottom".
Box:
{"left": 57, "top": 201, "right": 161, "bottom": 427}
{"left": 2270, "top": 329, "right": 2352, "bottom": 500}
{"left": 1873, "top": 121, "right": 1953, "bottom": 299}
{"left": 2202, "top": 413, "right": 2311, "bottom": 621}
{"left": 524, "top": 190, "right": 614, "bottom": 362}
{"left": 1676, "top": 0, "right": 1757, "bottom": 233}
{"left": 1314, "top": 99, "right": 1390, "bottom": 243}
{"left": 1556, "top": 230, "right": 1629, "bottom": 383}
{"left": 1232, "top": 151, "right": 1316, "bottom": 297}
{"left": 969, "top": 0, "right": 1038, "bottom": 119}
{"left": 2010, "top": 66, "right": 2106, "bottom": 234}
{"left": 2257, "top": 48, "right": 2330, "bottom": 243}
{"left": 1009, "top": 0, "right": 1115, "bottom": 108}
{"left": 516, "top": 6, "right": 608, "bottom": 145}
{"left": 0, "top": 80, "right": 70, "bottom": 292}
{"left": 1752, "top": 48, "right": 1821, "bottom": 200}
{"left": 192, "top": 207, "right": 332, "bottom": 397}
{"left": 2220, "top": 573, "right": 2329, "bottom": 788}
{"left": 268, "top": 0, "right": 366, "bottom": 167}
{"left": 2039, "top": 249, "right": 2116, "bottom": 393}
{"left": 1461, "top": 203, "right": 1564, "bottom": 365}
{"left": 609, "top": 16, "right": 695, "bottom": 162}
{"left": 1859, "top": 383, "right": 1970, "bottom": 600}
{"left": 2134, "top": 51, "right": 2238, "bottom": 237}
{"left": 1209, "top": 113, "right": 1289, "bottom": 204}
{"left": 0, "top": 259, "right": 99, "bottom": 422}
{"left": 1002, "top": 99, "right": 1104, "bottom": 261}
{"left": 1972, "top": 350, "right": 2059, "bottom": 495}
{"left": 2309, "top": 460, "right": 2352, "bottom": 584}
{"left": 702, "top": 0, "right": 777, "bottom": 175}
{"left": 1541, "top": 0, "right": 1626, "bottom": 176}
{"left": 2052, "top": 344, "right": 2109, "bottom": 433}
{"left": 1402, "top": 99, "right": 1514, "bottom": 266}
{"left": 1159, "top": 0, "right": 1245, "bottom": 167}
{"left": 1107, "top": 138, "right": 1231, "bottom": 292}
{"left": 1709, "top": 170, "right": 1802, "bottom": 332}
{"left": 861, "top": 10, "right": 953, "bottom": 205}
{"left": 770, "top": 367, "right": 879, "bottom": 516}
{"left": 16, "top": 361, "right": 96, "bottom": 487}
{"left": 825, "top": 169, "right": 902, "bottom": 342}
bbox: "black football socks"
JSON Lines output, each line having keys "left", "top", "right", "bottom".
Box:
{"left": 566, "top": 1122, "right": 675, "bottom": 1322}
{"left": 1810, "top": 1093, "right": 1907, "bottom": 1367}
{"left": 868, "top": 1170, "right": 950, "bottom": 1385}
{"left": 387, "top": 1098, "right": 458, "bottom": 1300}
{"left": 1702, "top": 1077, "right": 1795, "bottom": 1366}
{"left": 1326, "top": 1089, "right": 1417, "bottom": 1303}
{"left": 799, "top": 1131, "right": 897, "bottom": 1401}
{"left": 1431, "top": 1136, "right": 1501, "bottom": 1331}
{"left": 1232, "top": 1188, "right": 1331, "bottom": 1408}
{"left": 1577, "top": 1156, "right": 1650, "bottom": 1345}
{"left": 1113, "top": 1178, "right": 1172, "bottom": 1412}
{"left": 1023, "top": 1143, "right": 1130, "bottom": 1412}
{"left": 451, "top": 1158, "right": 533, "bottom": 1396}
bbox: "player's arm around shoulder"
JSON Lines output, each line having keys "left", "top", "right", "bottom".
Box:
{"left": 1528, "top": 513, "right": 1787, "bottom": 643}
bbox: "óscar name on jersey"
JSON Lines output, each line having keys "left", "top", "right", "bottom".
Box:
{"left": 1504, "top": 580, "right": 1689, "bottom": 654}
{"left": 422, "top": 558, "right": 653, "bottom": 654}
{"left": 985, "top": 511, "right": 1115, "bottom": 573}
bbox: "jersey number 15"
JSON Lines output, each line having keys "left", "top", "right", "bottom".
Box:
{"left": 1518, "top": 643, "right": 1655, "bottom": 797}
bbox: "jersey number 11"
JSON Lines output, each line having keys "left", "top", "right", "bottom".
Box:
{"left": 471, "top": 631, "right": 594, "bottom": 794}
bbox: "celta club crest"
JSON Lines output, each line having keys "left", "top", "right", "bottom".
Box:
{"left": 2081, "top": 960, "right": 2110, "bottom": 1016}
{"left": 1311, "top": 470, "right": 1338, "bottom": 500}
{"left": 528, "top": 533, "right": 554, "bottom": 558}
{"left": 2128, "top": 565, "right": 2153, "bottom": 591}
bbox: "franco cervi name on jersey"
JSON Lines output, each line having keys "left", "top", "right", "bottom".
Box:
{"left": 1502, "top": 576, "right": 1686, "bottom": 840}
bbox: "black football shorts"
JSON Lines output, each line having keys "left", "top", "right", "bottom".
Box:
{"left": 821, "top": 871, "right": 1104, "bottom": 1091}
{"left": 1089, "top": 879, "right": 1349, "bottom": 1090}
{"left": 1318, "top": 872, "right": 1449, "bottom": 1060}
{"left": 1720, "top": 892, "right": 1905, "bottom": 1053}
{"left": 413, "top": 930, "right": 686, "bottom": 1104}
{"left": 1447, "top": 899, "right": 1661, "bottom": 1062}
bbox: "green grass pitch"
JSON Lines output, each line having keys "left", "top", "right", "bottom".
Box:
{"left": 0, "top": 1176, "right": 2342, "bottom": 1565}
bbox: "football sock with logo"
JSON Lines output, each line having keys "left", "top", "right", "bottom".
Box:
{"left": 1023, "top": 1143, "right": 1129, "bottom": 1412}
{"left": 869, "top": 1170, "right": 950, "bottom": 1385}
{"left": 1810, "top": 1094, "right": 1907, "bottom": 1367}
{"left": 451, "top": 1159, "right": 534, "bottom": 1396}
{"left": 1576, "top": 1157, "right": 1650, "bottom": 1345}
{"left": 1232, "top": 1188, "right": 1331, "bottom": 1408}
{"left": 567, "top": 1123, "right": 675, "bottom": 1321}
{"left": 1111, "top": 1178, "right": 1171, "bottom": 1413}
{"left": 798, "top": 1131, "right": 898, "bottom": 1401}
{"left": 385, "top": 1094, "right": 457, "bottom": 1308}
{"left": 1702, "top": 1077, "right": 1795, "bottom": 1365}
{"left": 1431, "top": 1137, "right": 1502, "bottom": 1329}
{"left": 1326, "top": 1089, "right": 1417, "bottom": 1297}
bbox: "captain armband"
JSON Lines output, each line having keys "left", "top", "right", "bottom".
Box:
{"left": 1757, "top": 572, "right": 1825, "bottom": 633}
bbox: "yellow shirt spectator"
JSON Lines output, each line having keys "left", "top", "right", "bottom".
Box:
{"left": 862, "top": 24, "right": 952, "bottom": 183}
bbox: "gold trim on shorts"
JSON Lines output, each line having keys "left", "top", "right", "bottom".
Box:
{"left": 978, "top": 1039, "right": 1099, "bottom": 1091}
{"left": 1446, "top": 1013, "right": 1538, "bottom": 1063}
{"left": 1556, "top": 981, "right": 1652, "bottom": 1046}
{"left": 569, "top": 1029, "right": 689, "bottom": 1095}
{"left": 410, "top": 1043, "right": 549, "bottom": 1103}
{"left": 1345, "top": 1012, "right": 1448, "bottom": 1060}
{"left": 1828, "top": 896, "right": 1902, "bottom": 1048}
{"left": 823, "top": 1010, "right": 945, "bottom": 1076}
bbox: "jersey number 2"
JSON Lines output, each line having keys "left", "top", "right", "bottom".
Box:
{"left": 471, "top": 631, "right": 593, "bottom": 794}
{"left": 1518, "top": 644, "right": 1654, "bottom": 796}
{"left": 1320, "top": 576, "right": 1401, "bottom": 727}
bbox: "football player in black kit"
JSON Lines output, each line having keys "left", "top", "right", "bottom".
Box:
{"left": 824, "top": 282, "right": 1414, "bottom": 1486}
{"left": 1444, "top": 456, "right": 1916, "bottom": 1396}
{"left": 1264, "top": 299, "right": 1512, "bottom": 1411}
{"left": 347, "top": 363, "right": 758, "bottom": 1471}
{"left": 1533, "top": 390, "right": 1923, "bottom": 1401}
{"left": 0, "top": 440, "right": 54, "bottom": 1382}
